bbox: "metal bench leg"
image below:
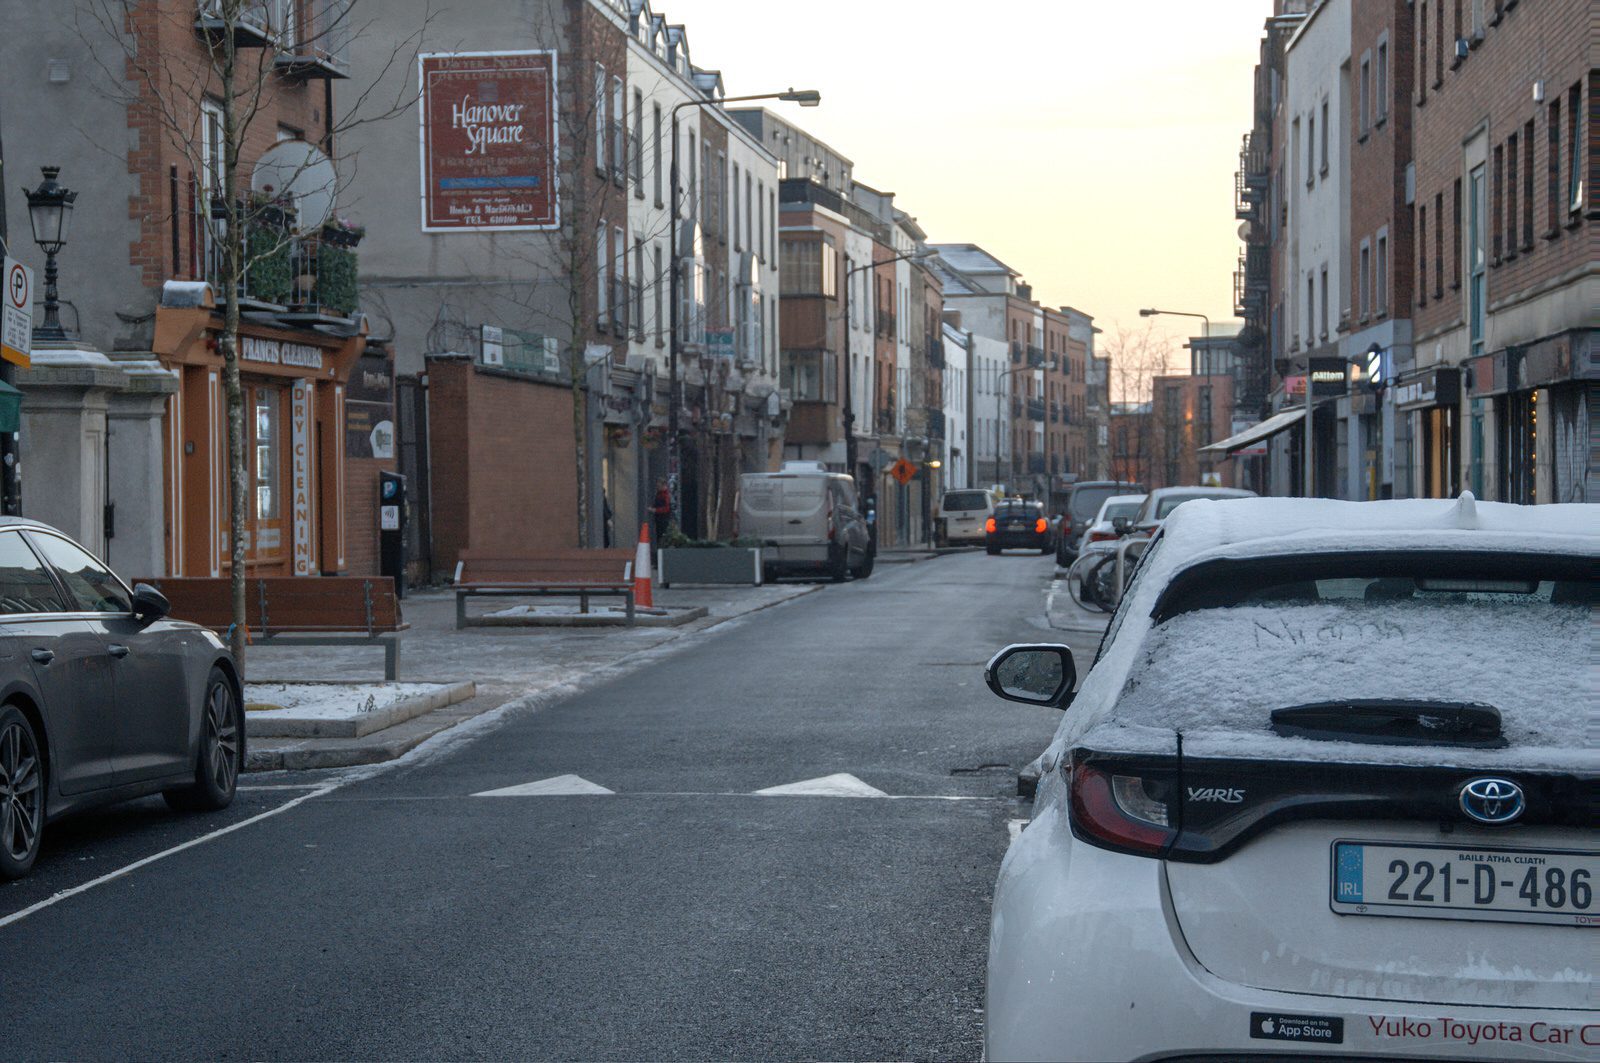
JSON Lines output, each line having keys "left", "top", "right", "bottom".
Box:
{"left": 625, "top": 589, "right": 635, "bottom": 626}
{"left": 456, "top": 591, "right": 468, "bottom": 630}
{"left": 384, "top": 637, "right": 399, "bottom": 681}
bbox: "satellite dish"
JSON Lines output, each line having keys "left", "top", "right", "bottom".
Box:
{"left": 1237, "top": 220, "right": 1253, "bottom": 240}
{"left": 252, "top": 139, "right": 338, "bottom": 232}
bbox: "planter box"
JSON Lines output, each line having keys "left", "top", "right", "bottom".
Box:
{"left": 658, "top": 547, "right": 762, "bottom": 587}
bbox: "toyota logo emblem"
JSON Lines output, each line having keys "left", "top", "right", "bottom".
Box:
{"left": 1459, "top": 777, "right": 1525, "bottom": 825}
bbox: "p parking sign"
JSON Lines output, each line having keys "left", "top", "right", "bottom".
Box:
{"left": 2, "top": 257, "right": 33, "bottom": 368}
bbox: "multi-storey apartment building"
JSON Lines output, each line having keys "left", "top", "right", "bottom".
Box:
{"left": 4, "top": 0, "right": 387, "bottom": 580}
{"left": 1410, "top": 0, "right": 1592, "bottom": 504}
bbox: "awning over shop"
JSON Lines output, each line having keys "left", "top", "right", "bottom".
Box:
{"left": 1199, "top": 407, "right": 1305, "bottom": 454}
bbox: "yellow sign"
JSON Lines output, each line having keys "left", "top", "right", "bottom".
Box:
{"left": 1, "top": 257, "right": 33, "bottom": 368}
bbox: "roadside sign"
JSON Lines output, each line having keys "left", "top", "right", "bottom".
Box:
{"left": 889, "top": 458, "right": 917, "bottom": 486}
{"left": 2, "top": 257, "right": 33, "bottom": 368}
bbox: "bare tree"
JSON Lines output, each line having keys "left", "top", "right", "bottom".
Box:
{"left": 77, "top": 0, "right": 427, "bottom": 666}
{"left": 1103, "top": 320, "right": 1182, "bottom": 486}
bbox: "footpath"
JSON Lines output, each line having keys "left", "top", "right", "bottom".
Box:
{"left": 241, "top": 580, "right": 825, "bottom": 772}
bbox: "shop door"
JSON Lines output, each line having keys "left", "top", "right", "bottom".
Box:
{"left": 249, "top": 383, "right": 289, "bottom": 571}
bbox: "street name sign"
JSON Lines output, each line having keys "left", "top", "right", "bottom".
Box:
{"left": 2, "top": 257, "right": 33, "bottom": 368}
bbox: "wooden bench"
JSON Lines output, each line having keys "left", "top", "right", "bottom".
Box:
{"left": 140, "top": 576, "right": 407, "bottom": 679}
{"left": 453, "top": 550, "right": 636, "bottom": 629}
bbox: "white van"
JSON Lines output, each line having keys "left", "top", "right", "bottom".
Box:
{"left": 939, "top": 488, "right": 998, "bottom": 546}
{"left": 738, "top": 463, "right": 873, "bottom": 581}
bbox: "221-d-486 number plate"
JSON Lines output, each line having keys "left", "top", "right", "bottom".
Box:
{"left": 1332, "top": 841, "right": 1598, "bottom": 927}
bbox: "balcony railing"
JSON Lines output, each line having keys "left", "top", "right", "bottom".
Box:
{"left": 195, "top": 1, "right": 278, "bottom": 47}
{"left": 1050, "top": 401, "right": 1061, "bottom": 423}
{"left": 1026, "top": 344, "right": 1046, "bottom": 368}
{"left": 273, "top": 0, "right": 352, "bottom": 80}
{"left": 203, "top": 204, "right": 360, "bottom": 318}
{"left": 1026, "top": 397, "right": 1046, "bottom": 422}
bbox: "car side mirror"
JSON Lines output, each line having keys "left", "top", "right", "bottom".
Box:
{"left": 1111, "top": 516, "right": 1131, "bottom": 535}
{"left": 131, "top": 583, "right": 170, "bottom": 623}
{"left": 985, "top": 644, "right": 1077, "bottom": 709}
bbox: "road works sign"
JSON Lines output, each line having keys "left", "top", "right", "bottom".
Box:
{"left": 889, "top": 458, "right": 918, "bottom": 486}
{"left": 2, "top": 257, "right": 33, "bottom": 368}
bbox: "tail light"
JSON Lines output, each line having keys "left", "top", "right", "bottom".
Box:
{"left": 1088, "top": 530, "right": 1115, "bottom": 543}
{"left": 1067, "top": 760, "right": 1178, "bottom": 858}
{"left": 985, "top": 517, "right": 997, "bottom": 533}
{"left": 1034, "top": 518, "right": 1048, "bottom": 534}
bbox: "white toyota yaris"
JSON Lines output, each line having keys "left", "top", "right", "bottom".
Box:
{"left": 984, "top": 495, "right": 1596, "bottom": 1062}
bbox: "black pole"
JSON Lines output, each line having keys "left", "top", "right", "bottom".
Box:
{"left": 667, "top": 108, "right": 680, "bottom": 531}
{"left": 0, "top": 121, "right": 18, "bottom": 516}
{"left": 842, "top": 256, "right": 855, "bottom": 488}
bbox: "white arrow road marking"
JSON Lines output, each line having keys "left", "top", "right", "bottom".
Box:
{"left": 473, "top": 774, "right": 615, "bottom": 797}
{"left": 752, "top": 773, "right": 888, "bottom": 798}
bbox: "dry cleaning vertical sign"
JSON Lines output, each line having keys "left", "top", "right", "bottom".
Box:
{"left": 419, "top": 51, "right": 558, "bottom": 232}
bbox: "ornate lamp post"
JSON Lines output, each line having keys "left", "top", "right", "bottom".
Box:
{"left": 24, "top": 166, "right": 77, "bottom": 342}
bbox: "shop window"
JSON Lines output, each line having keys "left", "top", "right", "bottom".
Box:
{"left": 254, "top": 388, "right": 280, "bottom": 523}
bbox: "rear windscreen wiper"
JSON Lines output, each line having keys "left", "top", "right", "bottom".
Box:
{"left": 1270, "top": 700, "right": 1507, "bottom": 748}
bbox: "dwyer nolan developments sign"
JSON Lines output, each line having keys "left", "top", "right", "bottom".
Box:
{"left": 418, "top": 51, "right": 558, "bottom": 232}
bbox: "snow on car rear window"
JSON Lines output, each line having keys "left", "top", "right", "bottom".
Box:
{"left": 1113, "top": 595, "right": 1591, "bottom": 768}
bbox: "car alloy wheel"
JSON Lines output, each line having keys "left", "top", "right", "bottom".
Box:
{"left": 0, "top": 712, "right": 42, "bottom": 869}
{"left": 204, "top": 679, "right": 239, "bottom": 797}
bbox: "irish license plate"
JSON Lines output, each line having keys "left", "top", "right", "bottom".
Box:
{"left": 1331, "top": 841, "right": 1598, "bottom": 927}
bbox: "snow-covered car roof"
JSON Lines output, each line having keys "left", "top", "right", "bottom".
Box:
{"left": 1047, "top": 494, "right": 1598, "bottom": 773}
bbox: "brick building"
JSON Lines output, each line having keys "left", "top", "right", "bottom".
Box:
{"left": 1409, "top": 0, "right": 1593, "bottom": 503}
{"left": 3, "top": 0, "right": 388, "bottom": 580}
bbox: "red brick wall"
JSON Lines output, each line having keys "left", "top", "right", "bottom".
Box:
{"left": 1349, "top": 0, "right": 1416, "bottom": 325}
{"left": 1411, "top": 0, "right": 1591, "bottom": 343}
{"left": 426, "top": 359, "right": 580, "bottom": 572}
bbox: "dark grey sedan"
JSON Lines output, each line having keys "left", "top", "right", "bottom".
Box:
{"left": 0, "top": 518, "right": 242, "bottom": 879}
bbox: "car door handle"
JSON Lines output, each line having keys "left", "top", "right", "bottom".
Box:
{"left": 106, "top": 644, "right": 130, "bottom": 659}
{"left": 30, "top": 649, "right": 54, "bottom": 664}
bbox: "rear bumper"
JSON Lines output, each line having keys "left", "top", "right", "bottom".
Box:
{"left": 763, "top": 544, "right": 834, "bottom": 570}
{"left": 988, "top": 532, "right": 1050, "bottom": 550}
{"left": 987, "top": 805, "right": 1597, "bottom": 1062}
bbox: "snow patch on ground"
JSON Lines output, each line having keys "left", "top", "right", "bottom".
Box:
{"left": 245, "top": 682, "right": 446, "bottom": 721}
{"left": 485, "top": 604, "right": 668, "bottom": 617}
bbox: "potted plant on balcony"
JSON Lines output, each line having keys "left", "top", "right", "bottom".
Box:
{"left": 320, "top": 216, "right": 365, "bottom": 248}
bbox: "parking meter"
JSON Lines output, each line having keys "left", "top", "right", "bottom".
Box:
{"left": 379, "top": 471, "right": 407, "bottom": 596}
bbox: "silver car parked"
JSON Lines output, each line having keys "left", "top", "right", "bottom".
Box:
{"left": 0, "top": 518, "right": 242, "bottom": 879}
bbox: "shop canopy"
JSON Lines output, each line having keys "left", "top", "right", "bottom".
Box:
{"left": 1199, "top": 407, "right": 1305, "bottom": 455}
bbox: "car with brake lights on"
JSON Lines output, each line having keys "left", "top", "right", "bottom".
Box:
{"left": 985, "top": 500, "right": 1054, "bottom": 555}
{"left": 982, "top": 495, "right": 1596, "bottom": 1062}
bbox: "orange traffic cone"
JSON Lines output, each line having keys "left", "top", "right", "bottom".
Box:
{"left": 634, "top": 522, "right": 654, "bottom": 608}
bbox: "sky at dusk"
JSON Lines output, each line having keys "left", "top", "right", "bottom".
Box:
{"left": 663, "top": 0, "right": 1269, "bottom": 360}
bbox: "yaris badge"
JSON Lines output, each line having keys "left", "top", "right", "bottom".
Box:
{"left": 1459, "top": 777, "right": 1524, "bottom": 824}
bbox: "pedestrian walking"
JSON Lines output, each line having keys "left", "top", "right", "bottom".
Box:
{"left": 651, "top": 479, "right": 671, "bottom": 550}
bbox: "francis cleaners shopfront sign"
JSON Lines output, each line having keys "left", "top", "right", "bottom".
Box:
{"left": 418, "top": 51, "right": 558, "bottom": 232}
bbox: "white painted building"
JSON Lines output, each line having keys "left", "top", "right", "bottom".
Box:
{"left": 941, "top": 322, "right": 971, "bottom": 488}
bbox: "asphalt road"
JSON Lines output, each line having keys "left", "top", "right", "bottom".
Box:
{"left": 0, "top": 551, "right": 1093, "bottom": 1061}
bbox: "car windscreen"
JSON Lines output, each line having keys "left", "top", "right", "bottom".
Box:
{"left": 1069, "top": 486, "right": 1121, "bottom": 520}
{"left": 1154, "top": 491, "right": 1244, "bottom": 518}
{"left": 1117, "top": 553, "right": 1594, "bottom": 763}
{"left": 942, "top": 491, "right": 990, "bottom": 512}
{"left": 1100, "top": 501, "right": 1142, "bottom": 522}
{"left": 993, "top": 503, "right": 1041, "bottom": 519}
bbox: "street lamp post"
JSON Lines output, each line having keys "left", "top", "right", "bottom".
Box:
{"left": 1138, "top": 306, "right": 1218, "bottom": 484}
{"left": 995, "top": 358, "right": 1052, "bottom": 496}
{"left": 842, "top": 249, "right": 931, "bottom": 496}
{"left": 24, "top": 167, "right": 77, "bottom": 343}
{"left": 667, "top": 88, "right": 818, "bottom": 534}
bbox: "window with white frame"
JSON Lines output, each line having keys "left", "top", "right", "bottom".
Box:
{"left": 611, "top": 77, "right": 625, "bottom": 179}
{"left": 1359, "top": 54, "right": 1371, "bottom": 136}
{"left": 1376, "top": 38, "right": 1389, "bottom": 121}
{"left": 597, "top": 222, "right": 609, "bottom": 323}
{"left": 632, "top": 89, "right": 644, "bottom": 189}
{"left": 732, "top": 163, "right": 741, "bottom": 251}
{"left": 1320, "top": 98, "right": 1329, "bottom": 174}
{"left": 756, "top": 181, "right": 765, "bottom": 262}
{"left": 652, "top": 104, "right": 663, "bottom": 205}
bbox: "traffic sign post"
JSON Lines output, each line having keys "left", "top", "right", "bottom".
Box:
{"left": 2, "top": 257, "right": 34, "bottom": 368}
{"left": 889, "top": 458, "right": 917, "bottom": 487}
